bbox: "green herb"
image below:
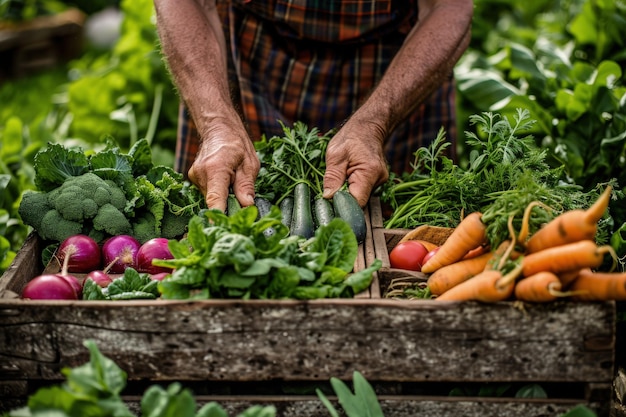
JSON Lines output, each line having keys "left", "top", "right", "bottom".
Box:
{"left": 154, "top": 205, "right": 380, "bottom": 300}
{"left": 254, "top": 121, "right": 333, "bottom": 202}
{"left": 380, "top": 109, "right": 616, "bottom": 248}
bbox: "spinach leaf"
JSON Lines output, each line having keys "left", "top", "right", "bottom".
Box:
{"left": 157, "top": 207, "right": 379, "bottom": 300}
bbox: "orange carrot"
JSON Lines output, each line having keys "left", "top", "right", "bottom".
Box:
{"left": 421, "top": 212, "right": 487, "bottom": 274}
{"left": 558, "top": 268, "right": 590, "bottom": 288}
{"left": 517, "top": 201, "right": 552, "bottom": 245}
{"left": 514, "top": 271, "right": 563, "bottom": 303}
{"left": 569, "top": 269, "right": 626, "bottom": 301}
{"left": 462, "top": 244, "right": 489, "bottom": 260}
{"left": 427, "top": 252, "right": 494, "bottom": 296}
{"left": 435, "top": 262, "right": 523, "bottom": 302}
{"left": 524, "top": 186, "right": 612, "bottom": 253}
{"left": 402, "top": 239, "right": 439, "bottom": 253}
{"left": 521, "top": 240, "right": 616, "bottom": 277}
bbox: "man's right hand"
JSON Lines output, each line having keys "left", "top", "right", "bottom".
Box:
{"left": 188, "top": 122, "right": 260, "bottom": 212}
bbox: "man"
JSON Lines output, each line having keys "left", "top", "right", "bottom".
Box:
{"left": 154, "top": 0, "right": 473, "bottom": 212}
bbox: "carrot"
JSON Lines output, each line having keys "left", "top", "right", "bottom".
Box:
{"left": 435, "top": 262, "right": 523, "bottom": 302}
{"left": 514, "top": 271, "right": 563, "bottom": 302}
{"left": 462, "top": 244, "right": 489, "bottom": 260}
{"left": 517, "top": 201, "right": 552, "bottom": 245}
{"left": 400, "top": 239, "right": 439, "bottom": 253}
{"left": 558, "top": 268, "right": 589, "bottom": 288}
{"left": 569, "top": 269, "right": 626, "bottom": 301}
{"left": 427, "top": 252, "right": 494, "bottom": 296}
{"left": 524, "top": 186, "right": 612, "bottom": 253}
{"left": 421, "top": 212, "right": 487, "bottom": 274}
{"left": 521, "top": 240, "right": 616, "bottom": 278}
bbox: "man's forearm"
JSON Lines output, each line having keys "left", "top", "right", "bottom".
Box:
{"left": 154, "top": 0, "right": 239, "bottom": 137}
{"left": 352, "top": 0, "right": 473, "bottom": 139}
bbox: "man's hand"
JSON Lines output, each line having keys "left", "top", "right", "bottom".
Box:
{"left": 188, "top": 123, "right": 260, "bottom": 212}
{"left": 322, "top": 121, "right": 389, "bottom": 207}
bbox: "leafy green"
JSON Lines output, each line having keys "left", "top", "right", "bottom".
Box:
{"left": 83, "top": 268, "right": 160, "bottom": 301}
{"left": 154, "top": 206, "right": 379, "bottom": 300}
{"left": 316, "top": 371, "right": 384, "bottom": 417}
{"left": 32, "top": 143, "right": 89, "bottom": 192}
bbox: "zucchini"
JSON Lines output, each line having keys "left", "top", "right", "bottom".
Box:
{"left": 313, "top": 196, "right": 334, "bottom": 228}
{"left": 279, "top": 196, "right": 294, "bottom": 228}
{"left": 333, "top": 190, "right": 367, "bottom": 243}
{"left": 290, "top": 183, "right": 315, "bottom": 239}
{"left": 226, "top": 194, "right": 241, "bottom": 216}
{"left": 254, "top": 196, "right": 276, "bottom": 237}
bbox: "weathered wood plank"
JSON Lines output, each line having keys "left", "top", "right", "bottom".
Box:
{"left": 0, "top": 299, "right": 614, "bottom": 384}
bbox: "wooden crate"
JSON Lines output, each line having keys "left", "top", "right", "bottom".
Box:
{"left": 0, "top": 8, "right": 85, "bottom": 79}
{"left": 0, "top": 203, "right": 617, "bottom": 416}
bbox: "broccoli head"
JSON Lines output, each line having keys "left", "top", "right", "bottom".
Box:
{"left": 38, "top": 210, "right": 84, "bottom": 242}
{"left": 92, "top": 203, "right": 133, "bottom": 236}
{"left": 18, "top": 172, "right": 133, "bottom": 243}
{"left": 131, "top": 212, "right": 159, "bottom": 244}
{"left": 18, "top": 191, "right": 52, "bottom": 231}
{"left": 161, "top": 211, "right": 193, "bottom": 239}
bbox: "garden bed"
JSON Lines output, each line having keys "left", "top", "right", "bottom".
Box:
{"left": 0, "top": 201, "right": 617, "bottom": 416}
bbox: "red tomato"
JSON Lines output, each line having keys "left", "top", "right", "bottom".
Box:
{"left": 389, "top": 241, "right": 429, "bottom": 271}
{"left": 421, "top": 247, "right": 440, "bottom": 267}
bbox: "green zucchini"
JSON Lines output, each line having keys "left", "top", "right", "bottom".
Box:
{"left": 313, "top": 196, "right": 335, "bottom": 228}
{"left": 226, "top": 194, "right": 241, "bottom": 216}
{"left": 254, "top": 196, "right": 276, "bottom": 237}
{"left": 279, "top": 196, "right": 294, "bottom": 228}
{"left": 333, "top": 190, "right": 367, "bottom": 243}
{"left": 290, "top": 183, "right": 315, "bottom": 239}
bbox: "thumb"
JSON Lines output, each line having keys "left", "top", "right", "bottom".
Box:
{"left": 232, "top": 165, "right": 257, "bottom": 207}
{"left": 323, "top": 162, "right": 348, "bottom": 199}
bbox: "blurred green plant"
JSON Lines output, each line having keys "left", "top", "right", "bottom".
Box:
{"left": 65, "top": 0, "right": 178, "bottom": 153}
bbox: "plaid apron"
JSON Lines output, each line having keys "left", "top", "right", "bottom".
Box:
{"left": 175, "top": 0, "right": 457, "bottom": 176}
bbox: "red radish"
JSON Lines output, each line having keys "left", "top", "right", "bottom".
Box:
{"left": 21, "top": 274, "right": 78, "bottom": 300}
{"left": 85, "top": 256, "right": 119, "bottom": 288}
{"left": 102, "top": 235, "right": 141, "bottom": 273}
{"left": 58, "top": 234, "right": 101, "bottom": 273}
{"left": 136, "top": 238, "right": 174, "bottom": 274}
{"left": 150, "top": 272, "right": 170, "bottom": 281}
{"left": 86, "top": 270, "right": 113, "bottom": 288}
{"left": 22, "top": 244, "right": 82, "bottom": 300}
{"left": 422, "top": 247, "right": 440, "bottom": 267}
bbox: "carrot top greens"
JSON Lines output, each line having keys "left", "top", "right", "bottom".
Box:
{"left": 380, "top": 109, "right": 619, "bottom": 249}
